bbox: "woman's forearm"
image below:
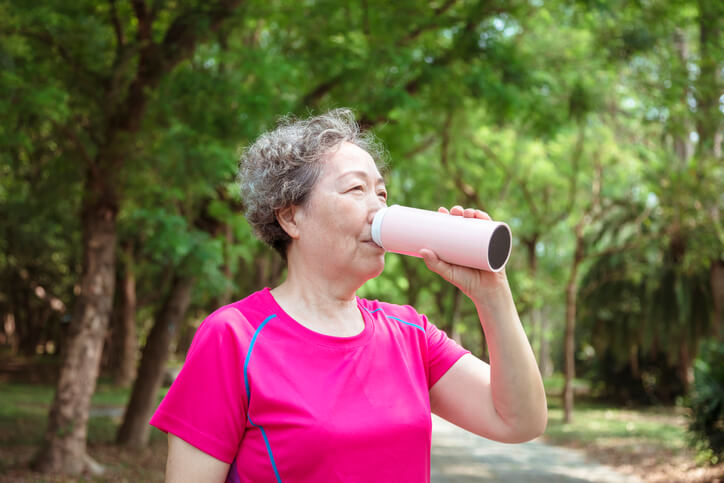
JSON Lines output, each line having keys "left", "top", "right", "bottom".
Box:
{"left": 471, "top": 286, "right": 548, "bottom": 439}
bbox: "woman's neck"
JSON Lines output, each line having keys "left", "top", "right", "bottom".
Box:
{"left": 272, "top": 272, "right": 357, "bottom": 316}
{"left": 280, "top": 247, "right": 364, "bottom": 305}
{"left": 270, "top": 266, "right": 365, "bottom": 336}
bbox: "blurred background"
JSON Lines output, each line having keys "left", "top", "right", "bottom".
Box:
{"left": 0, "top": 0, "right": 722, "bottom": 481}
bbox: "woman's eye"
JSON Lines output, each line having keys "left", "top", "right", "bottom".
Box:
{"left": 349, "top": 186, "right": 364, "bottom": 192}
{"left": 378, "top": 191, "right": 388, "bottom": 200}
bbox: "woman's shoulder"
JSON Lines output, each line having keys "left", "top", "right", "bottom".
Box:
{"left": 184, "top": 289, "right": 277, "bottom": 359}
{"left": 201, "top": 288, "right": 275, "bottom": 334}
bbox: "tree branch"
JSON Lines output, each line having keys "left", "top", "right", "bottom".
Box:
{"left": 361, "top": 0, "right": 370, "bottom": 36}
{"left": 301, "top": 0, "right": 494, "bottom": 112}
{"left": 440, "top": 111, "right": 484, "bottom": 207}
{"left": 548, "top": 120, "right": 585, "bottom": 228}
{"left": 109, "top": 0, "right": 125, "bottom": 48}
{"left": 472, "top": 138, "right": 540, "bottom": 219}
{"left": 403, "top": 135, "right": 438, "bottom": 159}
{"left": 300, "top": 72, "right": 346, "bottom": 107}
{"left": 18, "top": 28, "right": 105, "bottom": 87}
{"left": 53, "top": 121, "right": 93, "bottom": 166}
{"left": 107, "top": 0, "right": 244, "bottom": 140}
{"left": 397, "top": 0, "right": 459, "bottom": 47}
{"left": 131, "top": 0, "right": 151, "bottom": 42}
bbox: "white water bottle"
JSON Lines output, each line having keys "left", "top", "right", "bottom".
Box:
{"left": 371, "top": 205, "right": 512, "bottom": 272}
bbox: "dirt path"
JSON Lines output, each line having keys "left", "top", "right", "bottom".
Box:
{"left": 431, "top": 415, "right": 641, "bottom": 483}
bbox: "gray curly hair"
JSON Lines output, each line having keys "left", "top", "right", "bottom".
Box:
{"left": 238, "top": 108, "right": 388, "bottom": 259}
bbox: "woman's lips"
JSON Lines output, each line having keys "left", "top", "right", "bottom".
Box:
{"left": 363, "top": 240, "right": 383, "bottom": 249}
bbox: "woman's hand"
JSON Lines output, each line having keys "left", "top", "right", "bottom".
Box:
{"left": 419, "top": 206, "right": 509, "bottom": 302}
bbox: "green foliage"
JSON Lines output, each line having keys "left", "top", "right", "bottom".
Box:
{"left": 577, "top": 230, "right": 714, "bottom": 403}
{"left": 0, "top": 0, "right": 722, "bottom": 419}
{"left": 688, "top": 340, "right": 724, "bottom": 464}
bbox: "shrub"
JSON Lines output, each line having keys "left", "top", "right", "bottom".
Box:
{"left": 688, "top": 339, "right": 724, "bottom": 464}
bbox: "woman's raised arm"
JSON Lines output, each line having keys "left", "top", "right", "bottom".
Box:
{"left": 422, "top": 206, "right": 547, "bottom": 443}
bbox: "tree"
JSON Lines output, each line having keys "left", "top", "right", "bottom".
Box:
{"left": 3, "top": 0, "right": 244, "bottom": 474}
{"left": 572, "top": 0, "right": 722, "bottom": 406}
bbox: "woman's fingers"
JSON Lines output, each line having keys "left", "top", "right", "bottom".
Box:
{"left": 420, "top": 248, "right": 452, "bottom": 280}
{"left": 475, "top": 209, "right": 491, "bottom": 220}
{"left": 443, "top": 206, "right": 492, "bottom": 221}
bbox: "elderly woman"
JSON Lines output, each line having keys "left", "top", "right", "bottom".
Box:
{"left": 150, "top": 109, "right": 547, "bottom": 482}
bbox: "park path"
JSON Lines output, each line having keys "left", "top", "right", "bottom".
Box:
{"left": 430, "top": 415, "right": 641, "bottom": 483}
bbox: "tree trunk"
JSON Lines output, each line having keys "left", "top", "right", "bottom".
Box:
{"left": 695, "top": 0, "right": 723, "bottom": 159}
{"left": 712, "top": 260, "right": 724, "bottom": 341}
{"left": 479, "top": 325, "right": 489, "bottom": 363}
{"left": 449, "top": 288, "right": 462, "bottom": 344}
{"left": 173, "top": 315, "right": 196, "bottom": 359}
{"left": 538, "top": 310, "right": 551, "bottom": 377}
{"left": 33, "top": 189, "right": 117, "bottom": 475}
{"left": 678, "top": 340, "right": 693, "bottom": 392}
{"left": 524, "top": 236, "right": 543, "bottom": 370}
{"left": 116, "top": 275, "right": 194, "bottom": 447}
{"left": 112, "top": 245, "right": 138, "bottom": 387}
{"left": 698, "top": 0, "right": 723, "bottom": 336}
{"left": 563, "top": 228, "right": 584, "bottom": 424}
{"left": 29, "top": 2, "right": 243, "bottom": 474}
{"left": 672, "top": 28, "right": 694, "bottom": 163}
{"left": 217, "top": 224, "right": 234, "bottom": 307}
{"left": 16, "top": 283, "right": 37, "bottom": 356}
{"left": 252, "top": 251, "right": 285, "bottom": 293}
{"left": 630, "top": 344, "right": 640, "bottom": 379}
{"left": 1, "top": 313, "right": 18, "bottom": 353}
{"left": 12, "top": 271, "right": 46, "bottom": 357}
{"left": 400, "top": 256, "right": 422, "bottom": 308}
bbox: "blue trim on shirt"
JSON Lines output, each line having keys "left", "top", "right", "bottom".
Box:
{"left": 363, "top": 307, "right": 425, "bottom": 333}
{"left": 244, "top": 314, "right": 276, "bottom": 400}
{"left": 247, "top": 414, "right": 282, "bottom": 483}
{"left": 243, "top": 314, "right": 282, "bottom": 483}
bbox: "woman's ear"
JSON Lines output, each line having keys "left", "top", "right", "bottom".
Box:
{"left": 276, "top": 205, "right": 301, "bottom": 239}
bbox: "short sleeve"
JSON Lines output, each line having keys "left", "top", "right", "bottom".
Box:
{"left": 149, "top": 309, "right": 249, "bottom": 463}
{"left": 424, "top": 315, "right": 471, "bottom": 389}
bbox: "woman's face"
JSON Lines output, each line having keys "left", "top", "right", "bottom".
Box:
{"left": 291, "top": 142, "right": 388, "bottom": 283}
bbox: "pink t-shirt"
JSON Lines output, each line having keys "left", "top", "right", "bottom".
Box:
{"left": 150, "top": 288, "right": 469, "bottom": 482}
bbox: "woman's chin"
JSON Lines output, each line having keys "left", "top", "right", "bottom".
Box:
{"left": 340, "top": 254, "right": 386, "bottom": 288}
{"left": 366, "top": 257, "right": 386, "bottom": 280}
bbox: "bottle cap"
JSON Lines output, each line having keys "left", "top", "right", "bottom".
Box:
{"left": 371, "top": 205, "right": 393, "bottom": 248}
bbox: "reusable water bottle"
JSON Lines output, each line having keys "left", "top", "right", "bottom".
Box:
{"left": 371, "top": 205, "right": 512, "bottom": 272}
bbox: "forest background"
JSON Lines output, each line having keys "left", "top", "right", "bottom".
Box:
{"left": 0, "top": 0, "right": 722, "bottom": 479}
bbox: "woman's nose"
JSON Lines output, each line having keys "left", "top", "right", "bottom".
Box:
{"left": 367, "top": 195, "right": 386, "bottom": 221}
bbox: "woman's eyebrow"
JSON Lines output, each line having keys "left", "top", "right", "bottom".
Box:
{"left": 338, "top": 170, "right": 386, "bottom": 185}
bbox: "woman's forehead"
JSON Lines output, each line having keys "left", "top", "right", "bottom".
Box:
{"left": 323, "top": 142, "right": 382, "bottom": 179}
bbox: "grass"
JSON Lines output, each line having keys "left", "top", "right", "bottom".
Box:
{"left": 542, "top": 372, "right": 592, "bottom": 395}
{"left": 543, "top": 374, "right": 687, "bottom": 450}
{"left": 0, "top": 381, "right": 168, "bottom": 445}
{"left": 0, "top": 380, "right": 170, "bottom": 481}
{"left": 542, "top": 376, "right": 723, "bottom": 482}
{"left": 544, "top": 397, "right": 688, "bottom": 453}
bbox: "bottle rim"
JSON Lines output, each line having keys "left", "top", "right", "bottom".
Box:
{"left": 371, "top": 205, "right": 395, "bottom": 248}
